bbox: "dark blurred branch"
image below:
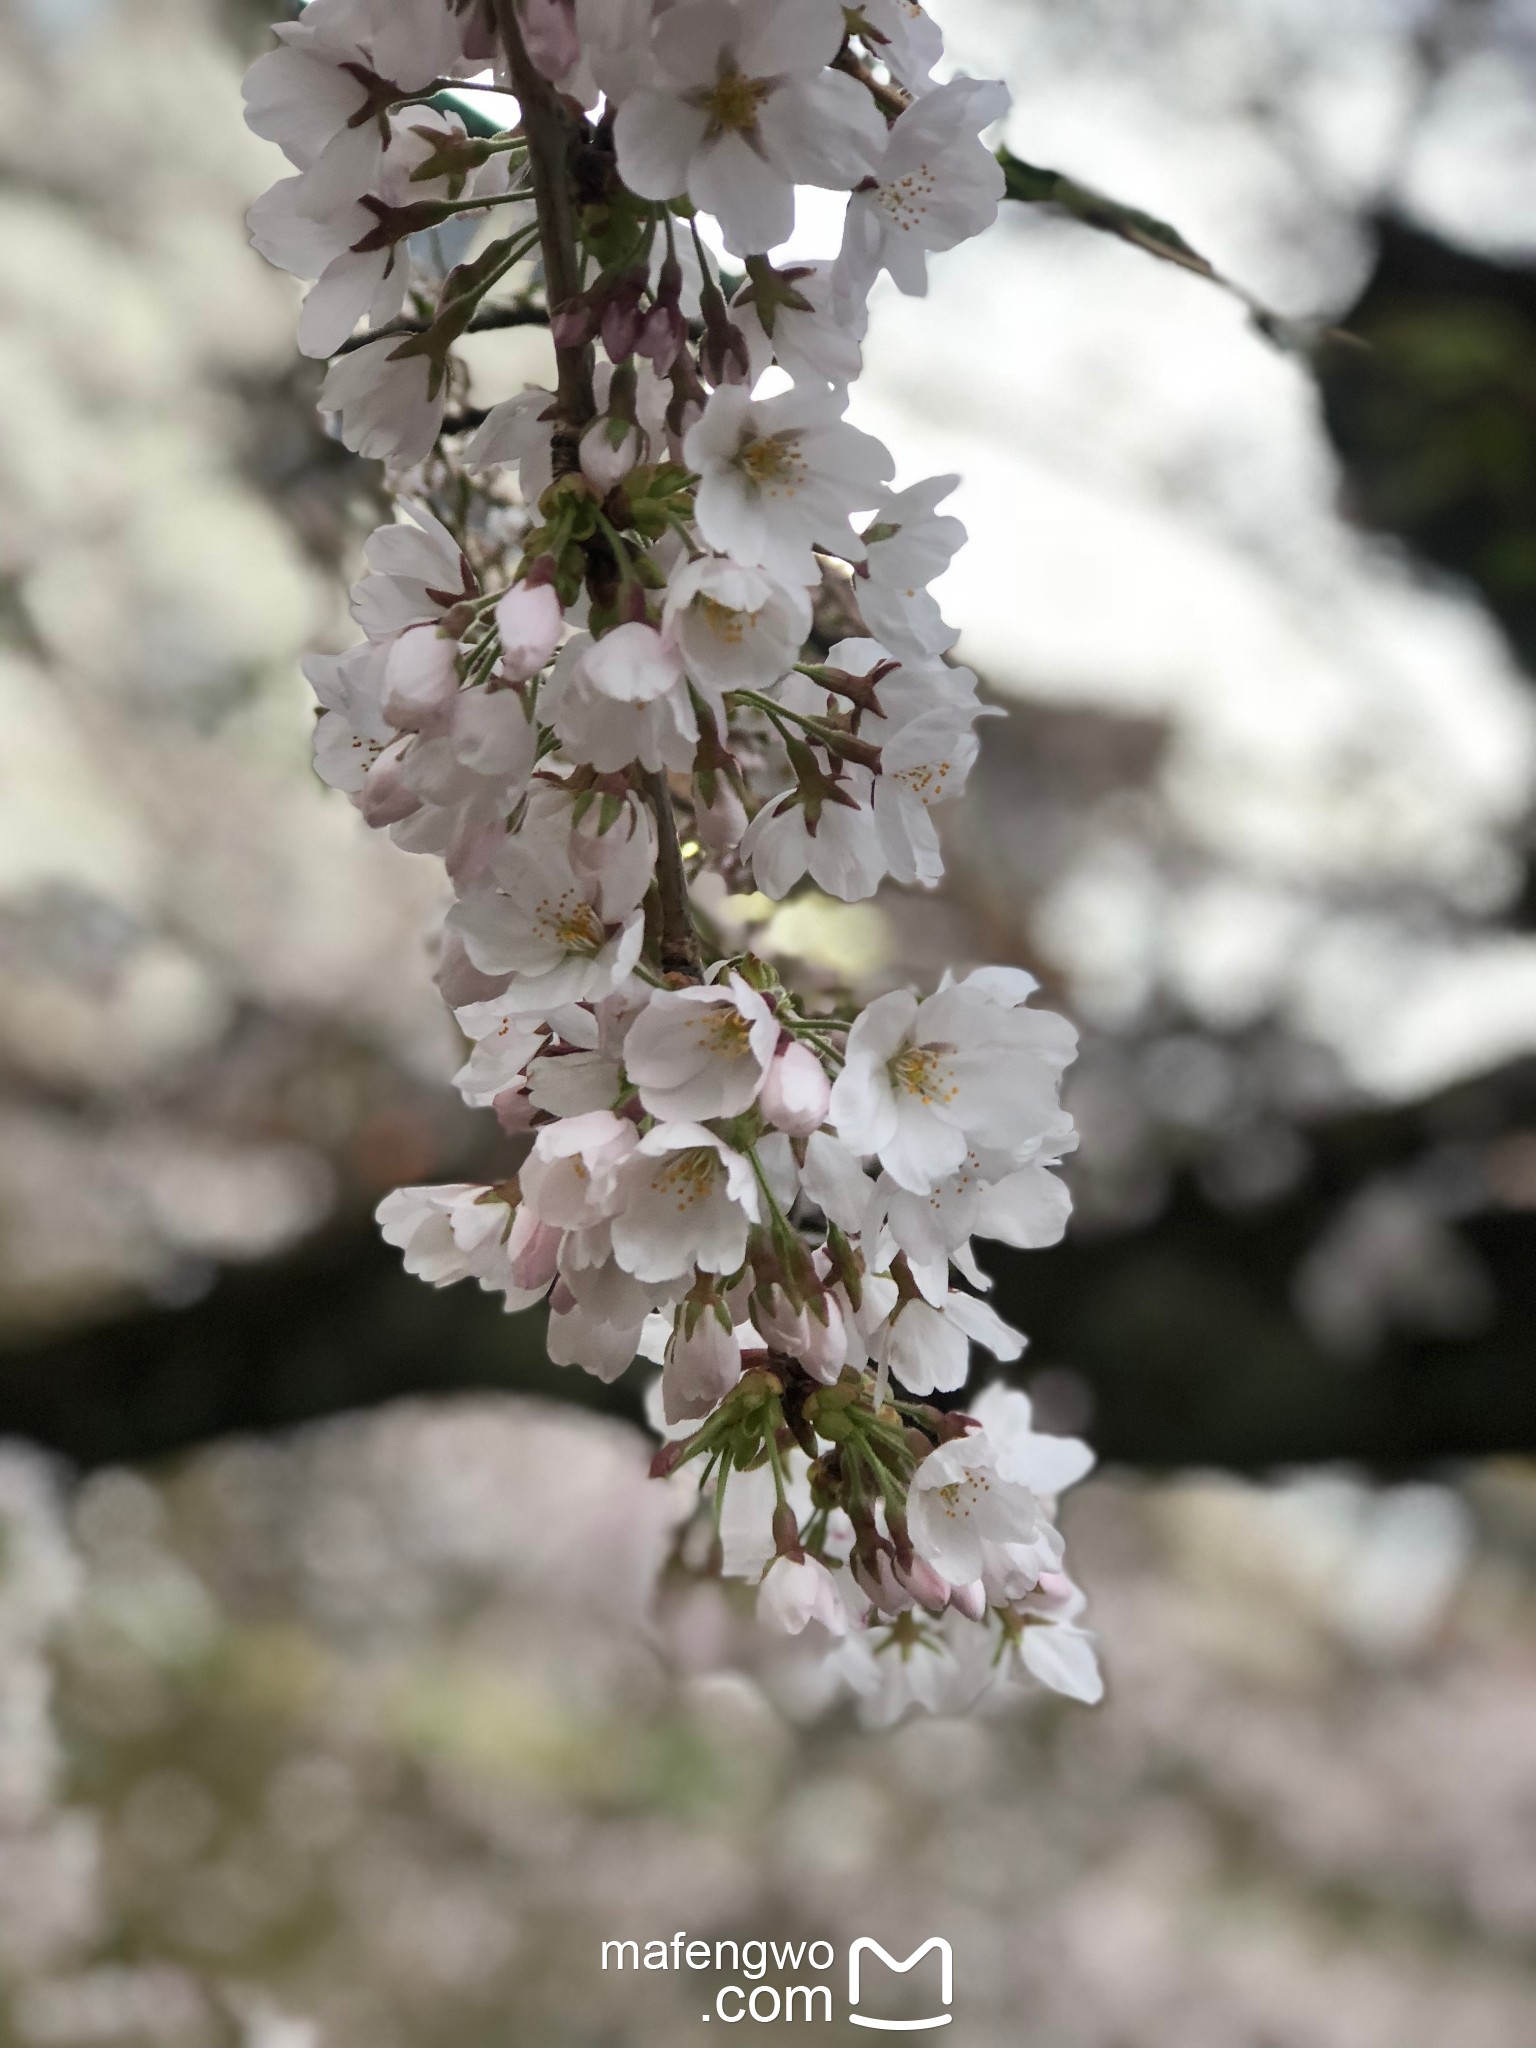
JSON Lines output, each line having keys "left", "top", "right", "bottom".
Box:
{"left": 4, "top": 1056, "right": 1535, "bottom": 1475}
{"left": 999, "top": 148, "right": 1361, "bottom": 354}
{"left": 334, "top": 301, "right": 549, "bottom": 357}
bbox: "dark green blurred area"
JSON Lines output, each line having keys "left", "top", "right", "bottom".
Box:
{"left": 1323, "top": 217, "right": 1536, "bottom": 686}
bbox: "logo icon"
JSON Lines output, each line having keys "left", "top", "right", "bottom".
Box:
{"left": 847, "top": 1937, "right": 954, "bottom": 2031}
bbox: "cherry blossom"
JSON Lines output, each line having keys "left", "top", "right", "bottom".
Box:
{"left": 661, "top": 556, "right": 812, "bottom": 695}
{"left": 685, "top": 384, "right": 893, "bottom": 584}
{"left": 610, "top": 1125, "right": 762, "bottom": 1282}
{"left": 244, "top": 0, "right": 1106, "bottom": 1720}
{"left": 758, "top": 1554, "right": 850, "bottom": 1636}
{"left": 830, "top": 975, "right": 1076, "bottom": 1193}
{"left": 622, "top": 974, "right": 779, "bottom": 1120}
{"left": 834, "top": 76, "right": 1011, "bottom": 305}
{"left": 449, "top": 824, "right": 647, "bottom": 1013}
{"left": 906, "top": 1433, "right": 1062, "bottom": 1590}
{"left": 857, "top": 476, "right": 967, "bottom": 658}
{"left": 612, "top": 0, "right": 885, "bottom": 256}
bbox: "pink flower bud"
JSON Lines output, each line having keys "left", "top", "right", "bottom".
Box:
{"left": 1028, "top": 1571, "right": 1077, "bottom": 1617}
{"left": 760, "top": 1039, "right": 831, "bottom": 1135}
{"left": 383, "top": 625, "right": 459, "bottom": 733}
{"left": 495, "top": 581, "right": 564, "bottom": 683}
{"left": 798, "top": 1290, "right": 846, "bottom": 1384}
{"left": 357, "top": 744, "right": 422, "bottom": 827}
{"left": 664, "top": 1308, "right": 741, "bottom": 1424}
{"left": 517, "top": 0, "right": 579, "bottom": 81}
{"left": 635, "top": 300, "right": 688, "bottom": 375}
{"left": 550, "top": 299, "right": 597, "bottom": 350}
{"left": 947, "top": 1577, "right": 988, "bottom": 1623}
{"left": 853, "top": 1551, "right": 912, "bottom": 1615}
{"left": 599, "top": 274, "right": 648, "bottom": 361}
{"left": 492, "top": 1085, "right": 537, "bottom": 1134}
{"left": 579, "top": 417, "right": 643, "bottom": 494}
{"left": 507, "top": 1207, "right": 561, "bottom": 1292}
{"left": 752, "top": 1285, "right": 810, "bottom": 1357}
{"left": 895, "top": 1554, "right": 953, "bottom": 1615}
{"left": 696, "top": 776, "right": 747, "bottom": 857}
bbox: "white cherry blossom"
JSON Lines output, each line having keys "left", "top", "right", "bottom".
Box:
{"left": 685, "top": 384, "right": 893, "bottom": 584}
{"left": 662, "top": 555, "right": 812, "bottom": 695}
{"left": 739, "top": 772, "right": 887, "bottom": 902}
{"left": 859, "top": 0, "right": 944, "bottom": 96}
{"left": 830, "top": 975, "right": 1076, "bottom": 1193}
{"left": 246, "top": 0, "right": 1106, "bottom": 1712}
{"left": 967, "top": 1383, "right": 1096, "bottom": 1502}
{"left": 834, "top": 76, "right": 1010, "bottom": 305}
{"left": 351, "top": 502, "right": 472, "bottom": 639}
{"left": 734, "top": 261, "right": 866, "bottom": 391}
{"left": 877, "top": 1284, "right": 1023, "bottom": 1397}
{"left": 858, "top": 475, "right": 966, "bottom": 657}
{"left": 612, "top": 0, "right": 885, "bottom": 256}
{"left": 622, "top": 974, "right": 779, "bottom": 1121}
{"left": 519, "top": 1110, "right": 640, "bottom": 1230}
{"left": 319, "top": 339, "right": 443, "bottom": 467}
{"left": 543, "top": 626, "right": 699, "bottom": 775}
{"left": 451, "top": 1001, "right": 548, "bottom": 1110}
{"left": 663, "top": 1303, "right": 746, "bottom": 1423}
{"left": 758, "top": 1554, "right": 849, "bottom": 1636}
{"left": 610, "top": 1125, "right": 762, "bottom": 1282}
{"left": 449, "top": 823, "right": 646, "bottom": 1013}
{"left": 906, "top": 1432, "right": 1062, "bottom": 1590}
{"left": 304, "top": 642, "right": 394, "bottom": 794}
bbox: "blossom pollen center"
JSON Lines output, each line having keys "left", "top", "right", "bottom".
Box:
{"left": 696, "top": 1009, "right": 752, "bottom": 1054}
{"left": 696, "top": 594, "right": 761, "bottom": 645}
{"left": 651, "top": 1147, "right": 721, "bottom": 1211}
{"left": 694, "top": 65, "right": 773, "bottom": 136}
{"left": 889, "top": 1043, "right": 960, "bottom": 1106}
{"left": 738, "top": 433, "right": 808, "bottom": 497}
{"left": 534, "top": 893, "right": 605, "bottom": 953}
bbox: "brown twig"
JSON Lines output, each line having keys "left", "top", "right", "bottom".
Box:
{"left": 833, "top": 44, "right": 910, "bottom": 122}
{"left": 491, "top": 0, "right": 595, "bottom": 474}
{"left": 333, "top": 301, "right": 550, "bottom": 357}
{"left": 644, "top": 770, "right": 703, "bottom": 981}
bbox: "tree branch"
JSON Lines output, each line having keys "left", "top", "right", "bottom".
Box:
{"left": 644, "top": 769, "right": 703, "bottom": 980}
{"left": 998, "top": 148, "right": 1362, "bottom": 354}
{"left": 492, "top": 0, "right": 595, "bottom": 474}
{"left": 833, "top": 45, "right": 909, "bottom": 121}
{"left": 333, "top": 301, "right": 550, "bottom": 357}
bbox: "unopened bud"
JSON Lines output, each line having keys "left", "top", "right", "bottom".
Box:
{"left": 798, "top": 1291, "right": 846, "bottom": 1384}
{"left": 357, "top": 744, "right": 423, "bottom": 827}
{"left": 947, "top": 1577, "right": 988, "bottom": 1623}
{"left": 853, "top": 1550, "right": 911, "bottom": 1615}
{"left": 492, "top": 1084, "right": 537, "bottom": 1133}
{"left": 383, "top": 625, "right": 459, "bottom": 734}
{"left": 579, "top": 416, "right": 644, "bottom": 495}
{"left": 771, "top": 1501, "right": 804, "bottom": 1562}
{"left": 760, "top": 1038, "right": 831, "bottom": 1136}
{"left": 886, "top": 1554, "right": 946, "bottom": 1613}
{"left": 518, "top": 0, "right": 579, "bottom": 80}
{"left": 495, "top": 581, "right": 565, "bottom": 683}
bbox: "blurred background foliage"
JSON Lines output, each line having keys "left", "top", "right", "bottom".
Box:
{"left": 0, "top": 0, "right": 1535, "bottom": 2041}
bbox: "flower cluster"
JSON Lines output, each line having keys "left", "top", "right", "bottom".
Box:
{"left": 246, "top": 0, "right": 1101, "bottom": 1721}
